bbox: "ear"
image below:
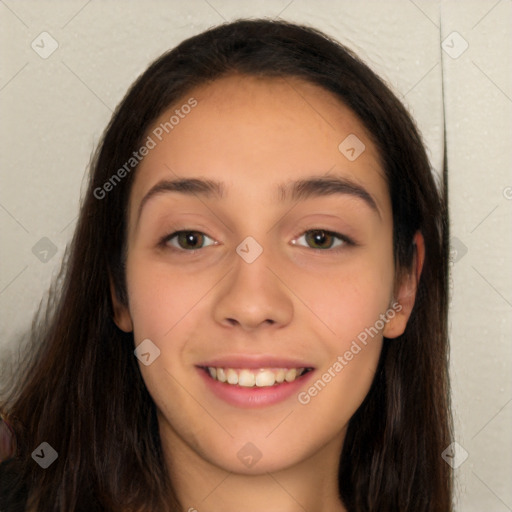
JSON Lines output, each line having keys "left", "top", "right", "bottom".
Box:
{"left": 109, "top": 275, "right": 133, "bottom": 333}
{"left": 383, "top": 231, "right": 425, "bottom": 339}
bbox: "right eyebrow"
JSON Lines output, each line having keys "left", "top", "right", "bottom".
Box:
{"left": 136, "top": 178, "right": 225, "bottom": 224}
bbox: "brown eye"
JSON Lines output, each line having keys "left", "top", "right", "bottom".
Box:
{"left": 295, "top": 229, "right": 349, "bottom": 250}
{"left": 165, "top": 231, "right": 215, "bottom": 251}
{"left": 306, "top": 230, "right": 335, "bottom": 249}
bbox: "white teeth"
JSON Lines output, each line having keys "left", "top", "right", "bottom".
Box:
{"left": 285, "top": 369, "right": 297, "bottom": 382}
{"left": 226, "top": 369, "right": 238, "bottom": 385}
{"left": 239, "top": 370, "right": 256, "bottom": 387}
{"left": 206, "top": 367, "right": 308, "bottom": 387}
{"left": 255, "top": 370, "right": 275, "bottom": 387}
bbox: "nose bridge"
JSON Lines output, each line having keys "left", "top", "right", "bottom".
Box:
{"left": 212, "top": 234, "right": 294, "bottom": 329}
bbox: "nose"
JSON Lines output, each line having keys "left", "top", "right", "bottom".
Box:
{"left": 212, "top": 246, "right": 294, "bottom": 332}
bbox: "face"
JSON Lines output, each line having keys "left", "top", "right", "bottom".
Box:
{"left": 113, "top": 74, "right": 416, "bottom": 476}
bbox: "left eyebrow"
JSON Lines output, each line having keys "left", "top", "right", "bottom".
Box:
{"left": 278, "top": 175, "right": 380, "bottom": 217}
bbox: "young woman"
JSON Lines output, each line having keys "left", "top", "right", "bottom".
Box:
{"left": 0, "top": 19, "right": 452, "bottom": 511}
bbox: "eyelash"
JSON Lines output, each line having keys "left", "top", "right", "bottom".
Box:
{"left": 159, "top": 228, "right": 355, "bottom": 253}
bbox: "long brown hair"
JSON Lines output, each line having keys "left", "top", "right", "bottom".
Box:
{"left": 0, "top": 19, "right": 452, "bottom": 511}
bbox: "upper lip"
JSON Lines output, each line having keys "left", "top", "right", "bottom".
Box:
{"left": 197, "top": 355, "right": 315, "bottom": 370}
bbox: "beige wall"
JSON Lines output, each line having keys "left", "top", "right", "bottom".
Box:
{"left": 0, "top": 1, "right": 510, "bottom": 509}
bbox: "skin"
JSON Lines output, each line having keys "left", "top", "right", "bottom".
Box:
{"left": 112, "top": 74, "right": 424, "bottom": 512}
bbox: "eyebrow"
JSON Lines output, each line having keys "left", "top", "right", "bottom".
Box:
{"left": 136, "top": 174, "right": 380, "bottom": 224}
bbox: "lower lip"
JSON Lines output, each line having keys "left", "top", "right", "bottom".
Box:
{"left": 197, "top": 368, "right": 315, "bottom": 408}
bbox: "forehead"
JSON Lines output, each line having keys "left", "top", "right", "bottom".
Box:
{"left": 129, "top": 74, "right": 388, "bottom": 218}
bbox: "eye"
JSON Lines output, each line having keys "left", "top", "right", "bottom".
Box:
{"left": 162, "top": 230, "right": 217, "bottom": 251}
{"left": 293, "top": 229, "right": 352, "bottom": 251}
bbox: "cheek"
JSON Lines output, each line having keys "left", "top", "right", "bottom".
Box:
{"left": 295, "top": 335, "right": 383, "bottom": 449}
{"left": 125, "top": 256, "right": 211, "bottom": 341}
{"left": 293, "top": 260, "right": 391, "bottom": 430}
{"left": 295, "top": 251, "right": 395, "bottom": 344}
{"left": 125, "top": 259, "right": 216, "bottom": 439}
{"left": 311, "top": 257, "right": 393, "bottom": 418}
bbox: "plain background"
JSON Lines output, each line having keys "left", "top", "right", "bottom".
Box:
{"left": 0, "top": 1, "right": 510, "bottom": 510}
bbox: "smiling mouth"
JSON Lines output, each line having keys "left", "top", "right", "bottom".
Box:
{"left": 200, "top": 366, "right": 314, "bottom": 388}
